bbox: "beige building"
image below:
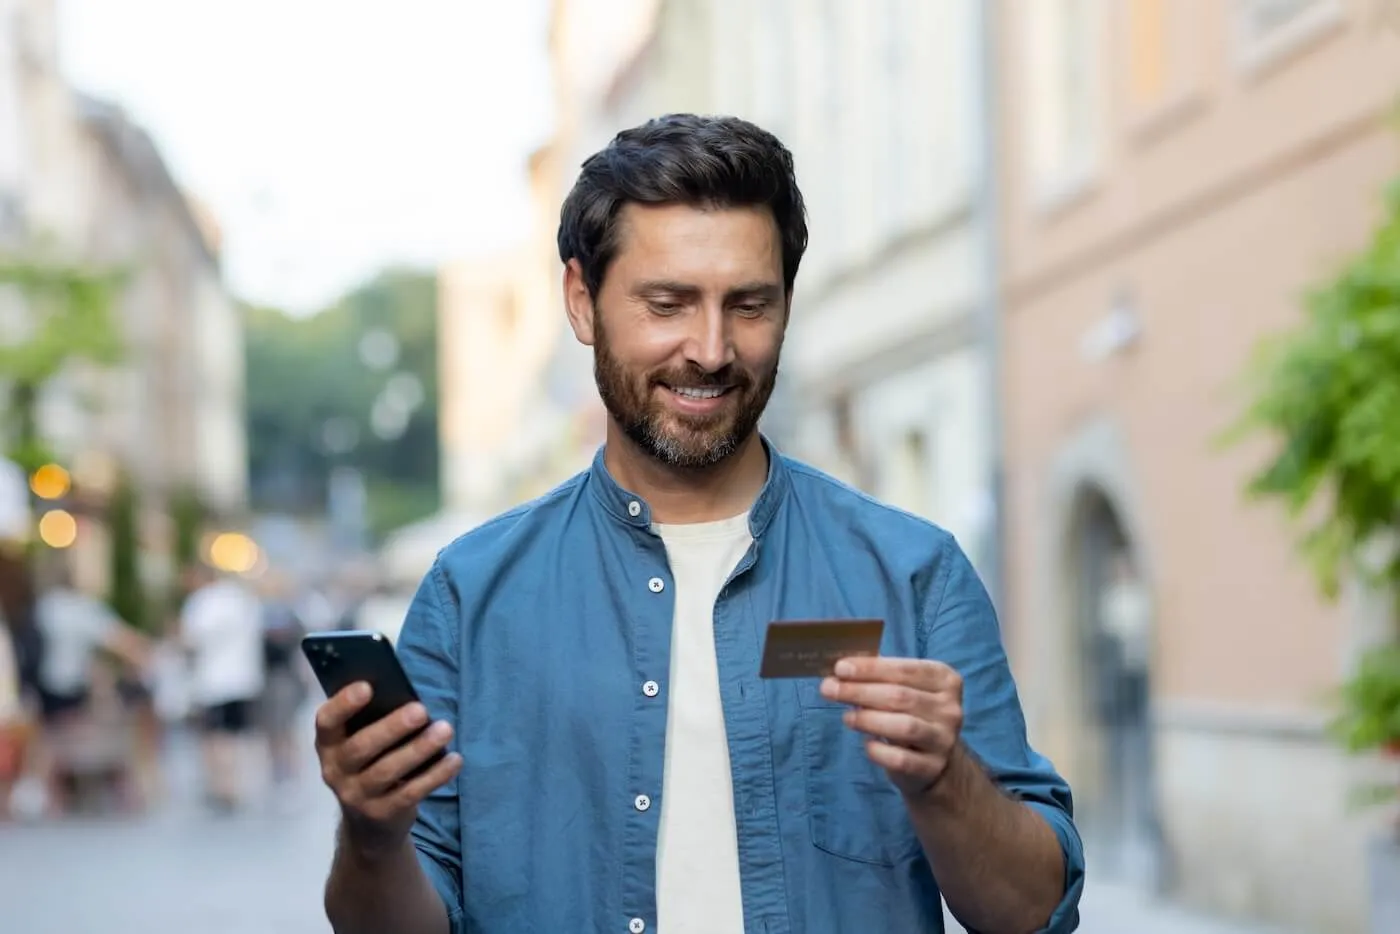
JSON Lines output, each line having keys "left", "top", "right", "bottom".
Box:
{"left": 435, "top": 0, "right": 656, "bottom": 518}
{"left": 997, "top": 1, "right": 1400, "bottom": 931}
{"left": 1, "top": 0, "right": 247, "bottom": 590}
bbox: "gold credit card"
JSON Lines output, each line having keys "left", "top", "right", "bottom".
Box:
{"left": 758, "top": 619, "right": 885, "bottom": 679}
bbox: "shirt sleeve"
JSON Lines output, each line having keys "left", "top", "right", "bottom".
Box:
{"left": 922, "top": 537, "right": 1085, "bottom": 934}
{"left": 395, "top": 561, "right": 465, "bottom": 934}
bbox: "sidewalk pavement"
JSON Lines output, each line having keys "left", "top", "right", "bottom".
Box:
{"left": 0, "top": 721, "right": 1299, "bottom": 934}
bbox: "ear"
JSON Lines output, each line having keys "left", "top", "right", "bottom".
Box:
{"left": 563, "top": 259, "right": 597, "bottom": 346}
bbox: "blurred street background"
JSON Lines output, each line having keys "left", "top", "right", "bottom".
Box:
{"left": 2, "top": 0, "right": 1400, "bottom": 932}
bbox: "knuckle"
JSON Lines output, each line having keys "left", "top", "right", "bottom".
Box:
{"left": 892, "top": 686, "right": 920, "bottom": 711}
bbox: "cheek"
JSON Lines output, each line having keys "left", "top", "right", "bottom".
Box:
{"left": 736, "top": 329, "right": 783, "bottom": 373}
{"left": 624, "top": 326, "right": 690, "bottom": 371}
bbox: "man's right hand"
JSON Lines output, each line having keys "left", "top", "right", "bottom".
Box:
{"left": 315, "top": 682, "right": 462, "bottom": 860}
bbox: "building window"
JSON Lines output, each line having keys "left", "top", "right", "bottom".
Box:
{"left": 1127, "top": 0, "right": 1169, "bottom": 109}
{"left": 1232, "top": 0, "right": 1343, "bottom": 74}
{"left": 1023, "top": 0, "right": 1107, "bottom": 210}
{"left": 881, "top": 0, "right": 910, "bottom": 224}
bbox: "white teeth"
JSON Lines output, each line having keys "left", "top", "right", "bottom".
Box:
{"left": 672, "top": 386, "right": 725, "bottom": 399}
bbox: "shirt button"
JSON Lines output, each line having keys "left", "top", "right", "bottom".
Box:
{"left": 634, "top": 794, "right": 651, "bottom": 812}
{"left": 627, "top": 500, "right": 642, "bottom": 517}
{"left": 648, "top": 577, "right": 664, "bottom": 593}
{"left": 629, "top": 919, "right": 646, "bottom": 934}
{"left": 642, "top": 680, "right": 659, "bottom": 697}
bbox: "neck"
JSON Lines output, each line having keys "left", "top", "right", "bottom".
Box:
{"left": 603, "top": 425, "right": 769, "bottom": 525}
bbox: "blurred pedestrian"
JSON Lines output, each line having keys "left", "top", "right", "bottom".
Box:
{"left": 0, "top": 542, "right": 32, "bottom": 819}
{"left": 31, "top": 559, "right": 150, "bottom": 816}
{"left": 179, "top": 563, "right": 265, "bottom": 812}
{"left": 257, "top": 570, "right": 307, "bottom": 803}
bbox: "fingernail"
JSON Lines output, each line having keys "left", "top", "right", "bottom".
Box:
{"left": 834, "top": 660, "right": 854, "bottom": 678}
{"left": 405, "top": 704, "right": 428, "bottom": 726}
{"left": 819, "top": 677, "right": 839, "bottom": 697}
{"left": 429, "top": 721, "right": 452, "bottom": 741}
{"left": 351, "top": 682, "right": 370, "bottom": 703}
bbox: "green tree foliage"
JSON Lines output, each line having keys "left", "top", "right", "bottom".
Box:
{"left": 0, "top": 255, "right": 124, "bottom": 473}
{"left": 244, "top": 268, "right": 440, "bottom": 540}
{"left": 1228, "top": 176, "right": 1400, "bottom": 605}
{"left": 1226, "top": 158, "right": 1400, "bottom": 768}
{"left": 106, "top": 471, "right": 149, "bottom": 632}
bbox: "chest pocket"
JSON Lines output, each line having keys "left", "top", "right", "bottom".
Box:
{"left": 798, "top": 700, "right": 923, "bottom": 867}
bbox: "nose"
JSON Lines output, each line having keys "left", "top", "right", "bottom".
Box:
{"left": 683, "top": 304, "right": 735, "bottom": 373}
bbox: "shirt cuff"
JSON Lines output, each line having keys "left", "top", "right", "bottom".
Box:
{"left": 414, "top": 846, "right": 464, "bottom": 934}
{"left": 1023, "top": 800, "right": 1086, "bottom": 934}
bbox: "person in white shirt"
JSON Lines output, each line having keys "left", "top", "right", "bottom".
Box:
{"left": 180, "top": 564, "right": 265, "bottom": 811}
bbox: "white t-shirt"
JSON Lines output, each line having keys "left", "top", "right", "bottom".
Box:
{"left": 36, "top": 588, "right": 121, "bottom": 696}
{"left": 182, "top": 579, "right": 266, "bottom": 706}
{"left": 654, "top": 512, "right": 752, "bottom": 934}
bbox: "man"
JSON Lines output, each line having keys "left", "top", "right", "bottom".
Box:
{"left": 315, "top": 114, "right": 1084, "bottom": 934}
{"left": 180, "top": 563, "right": 265, "bottom": 811}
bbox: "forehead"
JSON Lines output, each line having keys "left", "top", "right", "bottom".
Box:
{"left": 608, "top": 203, "right": 782, "bottom": 288}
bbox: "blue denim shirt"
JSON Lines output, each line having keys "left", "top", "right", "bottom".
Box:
{"left": 398, "top": 441, "right": 1084, "bottom": 934}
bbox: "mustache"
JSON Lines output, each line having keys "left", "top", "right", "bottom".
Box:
{"left": 650, "top": 364, "right": 750, "bottom": 389}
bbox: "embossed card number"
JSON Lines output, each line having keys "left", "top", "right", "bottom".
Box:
{"left": 758, "top": 619, "right": 885, "bottom": 679}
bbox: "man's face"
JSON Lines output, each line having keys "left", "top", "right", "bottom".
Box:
{"left": 571, "top": 203, "right": 787, "bottom": 470}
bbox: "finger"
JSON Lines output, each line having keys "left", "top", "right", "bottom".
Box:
{"left": 842, "top": 708, "right": 949, "bottom": 751}
{"left": 820, "top": 678, "right": 940, "bottom": 714}
{"left": 360, "top": 720, "right": 455, "bottom": 795}
{"left": 340, "top": 702, "right": 431, "bottom": 772}
{"left": 832, "top": 656, "right": 957, "bottom": 689}
{"left": 864, "top": 738, "right": 945, "bottom": 786}
{"left": 314, "top": 682, "right": 373, "bottom": 744}
{"left": 387, "top": 750, "right": 463, "bottom": 810}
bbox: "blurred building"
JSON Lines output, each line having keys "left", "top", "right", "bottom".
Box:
{"left": 437, "top": 246, "right": 558, "bottom": 513}
{"left": 1, "top": 0, "right": 248, "bottom": 593}
{"left": 434, "top": 0, "right": 654, "bottom": 518}
{"left": 996, "top": 1, "right": 1400, "bottom": 931}
{"left": 73, "top": 96, "right": 249, "bottom": 517}
{"left": 525, "top": 0, "right": 1001, "bottom": 572}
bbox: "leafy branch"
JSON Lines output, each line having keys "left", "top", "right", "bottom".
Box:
{"left": 0, "top": 253, "right": 126, "bottom": 472}
{"left": 1222, "top": 133, "right": 1400, "bottom": 786}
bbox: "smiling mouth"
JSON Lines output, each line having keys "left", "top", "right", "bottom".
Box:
{"left": 663, "top": 385, "right": 732, "bottom": 400}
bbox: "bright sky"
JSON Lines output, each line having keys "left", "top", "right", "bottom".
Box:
{"left": 56, "top": 0, "right": 554, "bottom": 314}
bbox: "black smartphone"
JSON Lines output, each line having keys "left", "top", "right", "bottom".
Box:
{"left": 301, "top": 630, "right": 447, "bottom": 773}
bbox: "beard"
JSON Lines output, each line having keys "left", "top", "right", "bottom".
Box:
{"left": 592, "top": 312, "right": 779, "bottom": 470}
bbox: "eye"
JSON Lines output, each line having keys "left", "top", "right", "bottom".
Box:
{"left": 648, "top": 301, "right": 684, "bottom": 316}
{"left": 734, "top": 302, "right": 768, "bottom": 318}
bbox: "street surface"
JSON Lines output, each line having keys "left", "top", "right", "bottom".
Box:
{"left": 0, "top": 720, "right": 1295, "bottom": 934}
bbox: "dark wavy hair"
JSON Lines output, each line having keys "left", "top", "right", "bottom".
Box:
{"left": 557, "top": 113, "right": 809, "bottom": 298}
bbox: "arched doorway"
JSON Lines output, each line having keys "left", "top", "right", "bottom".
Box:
{"left": 1068, "top": 484, "right": 1165, "bottom": 890}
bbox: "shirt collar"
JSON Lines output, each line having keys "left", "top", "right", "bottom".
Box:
{"left": 587, "top": 434, "right": 790, "bottom": 539}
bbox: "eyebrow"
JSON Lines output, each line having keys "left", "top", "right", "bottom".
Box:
{"left": 634, "top": 280, "right": 783, "bottom": 303}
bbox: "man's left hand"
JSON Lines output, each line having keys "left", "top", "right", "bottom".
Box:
{"left": 820, "top": 657, "right": 964, "bottom": 799}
